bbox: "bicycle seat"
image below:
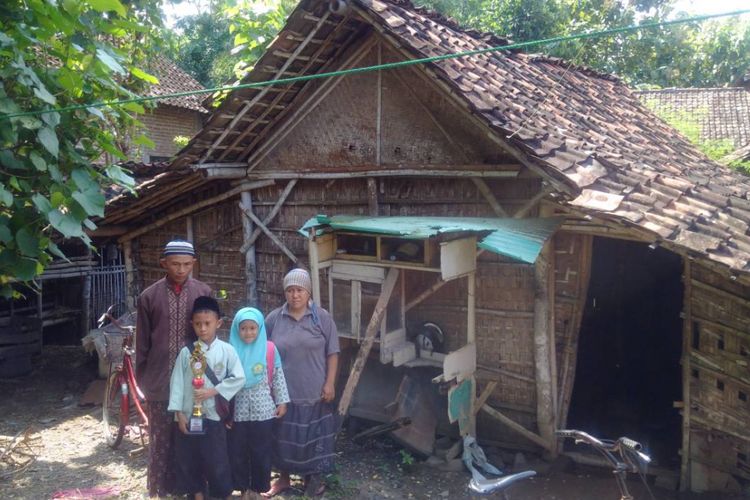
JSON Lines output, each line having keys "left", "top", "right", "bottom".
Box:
{"left": 468, "top": 470, "right": 536, "bottom": 494}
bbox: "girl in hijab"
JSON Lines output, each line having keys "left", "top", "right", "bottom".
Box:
{"left": 228, "top": 307, "right": 289, "bottom": 500}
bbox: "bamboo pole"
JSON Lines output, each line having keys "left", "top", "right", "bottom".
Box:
{"left": 239, "top": 180, "right": 297, "bottom": 254}
{"left": 533, "top": 242, "right": 557, "bottom": 456}
{"left": 338, "top": 268, "right": 400, "bottom": 420}
{"left": 118, "top": 180, "right": 274, "bottom": 243}
{"left": 238, "top": 202, "right": 298, "bottom": 264}
{"left": 240, "top": 191, "right": 259, "bottom": 307}
{"left": 473, "top": 178, "right": 508, "bottom": 217}
{"left": 680, "top": 258, "right": 693, "bottom": 491}
{"left": 480, "top": 403, "right": 552, "bottom": 451}
{"left": 474, "top": 381, "right": 498, "bottom": 415}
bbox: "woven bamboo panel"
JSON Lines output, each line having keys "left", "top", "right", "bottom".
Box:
{"left": 687, "top": 263, "right": 750, "bottom": 484}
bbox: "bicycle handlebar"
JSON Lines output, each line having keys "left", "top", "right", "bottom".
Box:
{"left": 618, "top": 437, "right": 642, "bottom": 452}
{"left": 556, "top": 429, "right": 604, "bottom": 447}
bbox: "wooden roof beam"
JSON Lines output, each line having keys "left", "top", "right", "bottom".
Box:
{"left": 219, "top": 11, "right": 360, "bottom": 163}
{"left": 198, "top": 10, "right": 332, "bottom": 165}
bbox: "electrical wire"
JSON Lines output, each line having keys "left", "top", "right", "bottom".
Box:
{"left": 2, "top": 8, "right": 749, "bottom": 120}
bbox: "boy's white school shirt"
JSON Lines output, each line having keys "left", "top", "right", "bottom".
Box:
{"left": 168, "top": 338, "right": 246, "bottom": 421}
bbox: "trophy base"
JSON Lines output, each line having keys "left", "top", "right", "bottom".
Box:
{"left": 187, "top": 416, "right": 206, "bottom": 435}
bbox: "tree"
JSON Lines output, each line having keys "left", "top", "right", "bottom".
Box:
{"left": 417, "top": 0, "right": 750, "bottom": 88}
{"left": 0, "top": 0, "right": 163, "bottom": 296}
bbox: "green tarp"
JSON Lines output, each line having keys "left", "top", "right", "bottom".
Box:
{"left": 300, "top": 215, "right": 563, "bottom": 264}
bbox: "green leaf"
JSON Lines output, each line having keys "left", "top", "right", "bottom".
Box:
{"left": 32, "top": 193, "right": 52, "bottom": 214}
{"left": 83, "top": 218, "right": 97, "bottom": 230}
{"left": 0, "top": 222, "right": 10, "bottom": 243}
{"left": 15, "top": 257, "right": 40, "bottom": 281}
{"left": 50, "top": 191, "right": 65, "bottom": 208}
{"left": 57, "top": 68, "right": 83, "bottom": 95}
{"left": 48, "top": 209, "right": 84, "bottom": 238}
{"left": 131, "top": 66, "right": 159, "bottom": 84}
{"left": 72, "top": 168, "right": 97, "bottom": 191}
{"left": 41, "top": 111, "right": 61, "bottom": 128}
{"left": 48, "top": 240, "right": 67, "bottom": 260}
{"left": 37, "top": 127, "right": 59, "bottom": 158}
{"left": 0, "top": 150, "right": 23, "bottom": 170}
{"left": 133, "top": 133, "right": 155, "bottom": 149}
{"left": 121, "top": 101, "right": 145, "bottom": 114}
{"left": 88, "top": 0, "right": 127, "bottom": 16}
{"left": 105, "top": 164, "right": 135, "bottom": 188}
{"left": 96, "top": 47, "right": 125, "bottom": 75}
{"left": 72, "top": 189, "right": 105, "bottom": 217}
{"left": 0, "top": 185, "right": 13, "bottom": 206}
{"left": 29, "top": 152, "right": 47, "bottom": 171}
{"left": 87, "top": 106, "right": 105, "bottom": 119}
{"left": 15, "top": 227, "right": 40, "bottom": 257}
{"left": 33, "top": 84, "right": 57, "bottom": 105}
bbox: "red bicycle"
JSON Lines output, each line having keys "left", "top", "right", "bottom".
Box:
{"left": 99, "top": 304, "right": 149, "bottom": 449}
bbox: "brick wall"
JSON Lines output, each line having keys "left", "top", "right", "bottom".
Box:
{"left": 137, "top": 105, "right": 204, "bottom": 162}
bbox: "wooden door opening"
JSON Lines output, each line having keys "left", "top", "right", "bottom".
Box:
{"left": 567, "top": 237, "right": 684, "bottom": 468}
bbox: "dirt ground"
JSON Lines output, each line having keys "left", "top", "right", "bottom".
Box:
{"left": 0, "top": 346, "right": 745, "bottom": 500}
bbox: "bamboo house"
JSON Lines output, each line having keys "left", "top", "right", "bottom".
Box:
{"left": 98, "top": 0, "right": 750, "bottom": 493}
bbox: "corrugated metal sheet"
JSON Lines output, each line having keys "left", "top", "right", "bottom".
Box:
{"left": 300, "top": 215, "right": 562, "bottom": 264}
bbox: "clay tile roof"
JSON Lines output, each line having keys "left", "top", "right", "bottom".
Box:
{"left": 169, "top": 0, "right": 750, "bottom": 274}
{"left": 635, "top": 87, "right": 750, "bottom": 148}
{"left": 145, "top": 56, "right": 209, "bottom": 113}
{"left": 360, "top": 0, "right": 750, "bottom": 272}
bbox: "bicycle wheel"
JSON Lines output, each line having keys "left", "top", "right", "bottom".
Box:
{"left": 102, "top": 370, "right": 126, "bottom": 448}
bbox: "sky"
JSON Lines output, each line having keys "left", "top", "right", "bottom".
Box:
{"left": 672, "top": 0, "right": 749, "bottom": 16}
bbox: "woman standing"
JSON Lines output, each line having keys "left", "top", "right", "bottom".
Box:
{"left": 263, "top": 268, "right": 339, "bottom": 498}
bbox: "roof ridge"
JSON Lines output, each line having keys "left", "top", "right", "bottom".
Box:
{"left": 525, "top": 54, "right": 622, "bottom": 83}
{"left": 382, "top": 0, "right": 512, "bottom": 48}
{"left": 635, "top": 87, "right": 748, "bottom": 94}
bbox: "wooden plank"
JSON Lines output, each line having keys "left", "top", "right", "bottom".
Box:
{"left": 440, "top": 237, "right": 476, "bottom": 281}
{"left": 238, "top": 202, "right": 298, "bottom": 264}
{"left": 515, "top": 188, "right": 552, "bottom": 218}
{"left": 338, "top": 268, "right": 400, "bottom": 419}
{"left": 473, "top": 381, "right": 498, "bottom": 415}
{"left": 239, "top": 179, "right": 298, "bottom": 253}
{"left": 533, "top": 243, "right": 556, "bottom": 455}
{"left": 480, "top": 403, "right": 552, "bottom": 451}
{"left": 203, "top": 10, "right": 331, "bottom": 163}
{"left": 682, "top": 258, "right": 693, "bottom": 491}
{"left": 118, "top": 180, "right": 275, "bottom": 243}
{"left": 240, "top": 191, "right": 259, "bottom": 306}
{"left": 443, "top": 343, "right": 476, "bottom": 382}
{"left": 472, "top": 178, "right": 508, "bottom": 217}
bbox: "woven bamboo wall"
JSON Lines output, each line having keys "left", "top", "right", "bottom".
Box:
{"left": 687, "top": 263, "right": 750, "bottom": 488}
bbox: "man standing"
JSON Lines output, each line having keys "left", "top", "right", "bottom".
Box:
{"left": 136, "top": 239, "right": 211, "bottom": 498}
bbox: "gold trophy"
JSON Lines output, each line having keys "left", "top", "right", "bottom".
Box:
{"left": 188, "top": 343, "right": 207, "bottom": 434}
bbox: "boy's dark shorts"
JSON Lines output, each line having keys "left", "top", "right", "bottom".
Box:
{"left": 173, "top": 418, "right": 233, "bottom": 497}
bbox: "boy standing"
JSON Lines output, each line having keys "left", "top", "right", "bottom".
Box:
{"left": 136, "top": 239, "right": 211, "bottom": 497}
{"left": 169, "top": 296, "right": 245, "bottom": 500}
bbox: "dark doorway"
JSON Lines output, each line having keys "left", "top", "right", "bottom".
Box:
{"left": 567, "top": 237, "right": 683, "bottom": 468}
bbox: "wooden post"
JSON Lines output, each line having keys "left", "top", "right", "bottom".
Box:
{"left": 81, "top": 249, "right": 92, "bottom": 337}
{"left": 238, "top": 202, "right": 298, "bottom": 264}
{"left": 338, "top": 268, "right": 400, "bottom": 420}
{"left": 534, "top": 242, "right": 557, "bottom": 456}
{"left": 480, "top": 403, "right": 553, "bottom": 451}
{"left": 36, "top": 281, "right": 43, "bottom": 351}
{"left": 123, "top": 240, "right": 135, "bottom": 311}
{"left": 680, "top": 258, "right": 692, "bottom": 491}
{"left": 467, "top": 271, "right": 476, "bottom": 343}
{"left": 241, "top": 191, "right": 259, "bottom": 307}
{"left": 367, "top": 178, "right": 378, "bottom": 216}
{"left": 308, "top": 230, "right": 321, "bottom": 305}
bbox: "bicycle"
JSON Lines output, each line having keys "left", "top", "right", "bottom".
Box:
{"left": 556, "top": 429, "right": 655, "bottom": 500}
{"left": 99, "top": 304, "right": 149, "bottom": 450}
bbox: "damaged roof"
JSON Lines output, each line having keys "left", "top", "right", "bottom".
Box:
{"left": 158, "top": 0, "right": 750, "bottom": 273}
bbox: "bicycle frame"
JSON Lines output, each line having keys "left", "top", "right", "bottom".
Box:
{"left": 112, "top": 341, "right": 148, "bottom": 428}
